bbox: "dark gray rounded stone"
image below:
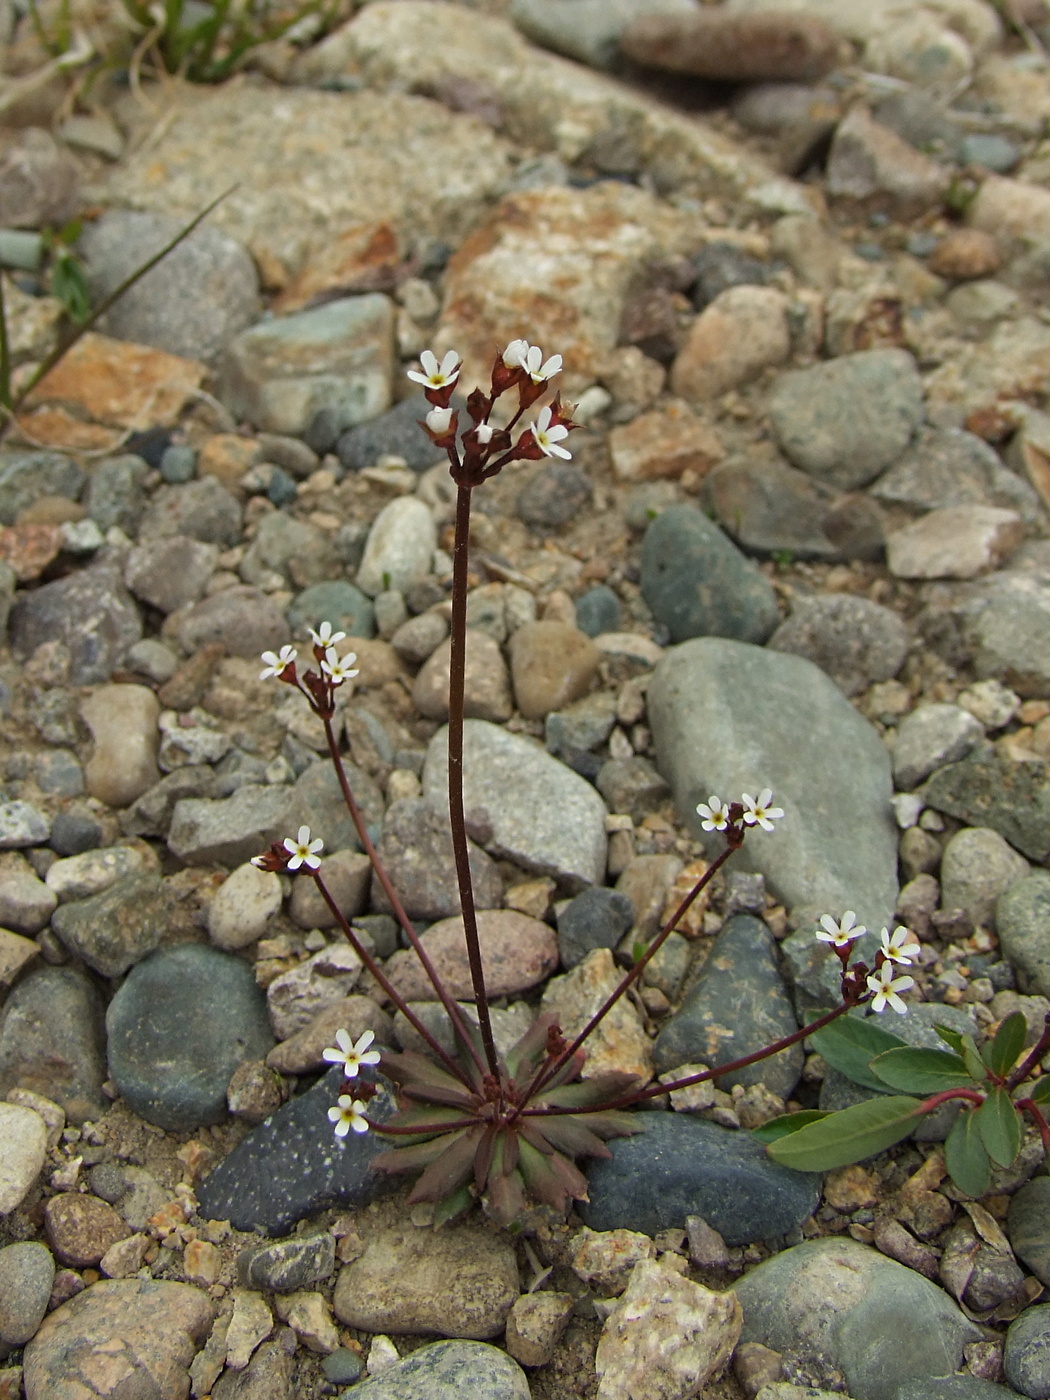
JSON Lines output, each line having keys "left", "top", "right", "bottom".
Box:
{"left": 653, "top": 913, "right": 803, "bottom": 1098}
{"left": 1010, "top": 1177, "right": 1050, "bottom": 1287}
{"left": 286, "top": 581, "right": 376, "bottom": 640}
{"left": 336, "top": 395, "right": 440, "bottom": 472}
{"left": 0, "top": 965, "right": 106, "bottom": 1124}
{"left": 139, "top": 477, "right": 243, "bottom": 547}
{"left": 556, "top": 885, "right": 635, "bottom": 968}
{"left": 0, "top": 449, "right": 84, "bottom": 525}
{"left": 575, "top": 585, "right": 621, "bottom": 637}
{"left": 8, "top": 564, "right": 142, "bottom": 686}
{"left": 768, "top": 593, "right": 909, "bottom": 698}
{"left": 49, "top": 810, "right": 103, "bottom": 857}
{"left": 344, "top": 1340, "right": 529, "bottom": 1400}
{"left": 895, "top": 1380, "right": 1019, "bottom": 1400}
{"left": 1006, "top": 1303, "right": 1050, "bottom": 1399}
{"left": 238, "top": 1232, "right": 335, "bottom": 1291}
{"left": 106, "top": 945, "right": 274, "bottom": 1131}
{"left": 692, "top": 241, "right": 768, "bottom": 310}
{"left": 517, "top": 461, "right": 593, "bottom": 529}
{"left": 85, "top": 453, "right": 149, "bottom": 534}
{"left": 640, "top": 505, "right": 780, "bottom": 645}
{"left": 159, "top": 444, "right": 196, "bottom": 484}
{"left": 579, "top": 1111, "right": 820, "bottom": 1244}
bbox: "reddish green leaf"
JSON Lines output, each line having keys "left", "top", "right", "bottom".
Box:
{"left": 406, "top": 1126, "right": 484, "bottom": 1205}
{"left": 976, "top": 1087, "right": 1022, "bottom": 1168}
{"left": 945, "top": 1107, "right": 990, "bottom": 1198}
{"left": 527, "top": 1115, "right": 611, "bottom": 1161}
{"left": 766, "top": 1096, "right": 923, "bottom": 1172}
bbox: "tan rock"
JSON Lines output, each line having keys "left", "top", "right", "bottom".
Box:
{"left": 621, "top": 9, "right": 839, "bottom": 81}
{"left": 265, "top": 995, "right": 394, "bottom": 1074}
{"left": 44, "top": 1193, "right": 131, "bottom": 1268}
{"left": 273, "top": 221, "right": 401, "bottom": 313}
{"left": 197, "top": 434, "right": 256, "bottom": 494}
{"left": 385, "top": 909, "right": 558, "bottom": 1002}
{"left": 826, "top": 105, "right": 950, "bottom": 217}
{"left": 99, "top": 1233, "right": 149, "bottom": 1280}
{"left": 0, "top": 524, "right": 62, "bottom": 582}
{"left": 672, "top": 285, "right": 790, "bottom": 403}
{"left": 81, "top": 685, "right": 161, "bottom": 809}
{"left": 570, "top": 1227, "right": 657, "bottom": 1295}
{"left": 288, "top": 849, "right": 372, "bottom": 930}
{"left": 274, "top": 1291, "right": 338, "bottom": 1353}
{"left": 0, "top": 1103, "right": 47, "bottom": 1213}
{"left": 505, "top": 1291, "right": 575, "bottom": 1368}
{"left": 0, "top": 929, "right": 39, "bottom": 987}
{"left": 207, "top": 861, "right": 282, "bottom": 951}
{"left": 969, "top": 174, "right": 1050, "bottom": 246}
{"left": 412, "top": 630, "right": 513, "bottom": 722}
{"left": 886, "top": 505, "right": 1025, "bottom": 579}
{"left": 929, "top": 228, "right": 1002, "bottom": 281}
{"left": 608, "top": 400, "right": 723, "bottom": 482}
{"left": 225, "top": 1289, "right": 272, "bottom": 1370}
{"left": 541, "top": 948, "right": 652, "bottom": 1083}
{"left": 182, "top": 1239, "right": 221, "bottom": 1288}
{"left": 508, "top": 620, "right": 600, "bottom": 720}
{"left": 616, "top": 854, "right": 684, "bottom": 941}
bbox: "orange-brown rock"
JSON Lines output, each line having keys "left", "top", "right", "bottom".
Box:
{"left": 273, "top": 221, "right": 401, "bottom": 313}
{"left": 621, "top": 10, "right": 840, "bottom": 83}
{"left": 609, "top": 400, "right": 723, "bottom": 482}
{"left": 928, "top": 228, "right": 1002, "bottom": 281}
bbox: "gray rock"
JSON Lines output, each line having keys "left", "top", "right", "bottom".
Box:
{"left": 961, "top": 571, "right": 1050, "bottom": 699}
{"left": 79, "top": 209, "right": 261, "bottom": 365}
{"left": 517, "top": 461, "right": 593, "bottom": 528}
{"left": 872, "top": 88, "right": 963, "bottom": 161}
{"left": 596, "top": 755, "right": 671, "bottom": 822}
{"left": 213, "top": 1337, "right": 294, "bottom": 1400}
{"left": 0, "top": 1241, "right": 55, "bottom": 1346}
{"left": 510, "top": 0, "right": 694, "bottom": 70}
{"left": 826, "top": 106, "right": 949, "bottom": 217}
{"left": 648, "top": 637, "right": 898, "bottom": 937}
{"left": 84, "top": 454, "right": 150, "bottom": 535}
{"left": 769, "top": 349, "right": 924, "bottom": 490}
{"left": 734, "top": 1237, "right": 980, "bottom": 1400}
{"left": 8, "top": 564, "right": 142, "bottom": 685}
{"left": 998, "top": 873, "right": 1050, "bottom": 999}
{"left": 347, "top": 1340, "right": 529, "bottom": 1400}
{"left": 653, "top": 914, "right": 803, "bottom": 1098}
{"left": 167, "top": 784, "right": 294, "bottom": 867}
{"left": 575, "top": 585, "right": 622, "bottom": 637}
{"left": 159, "top": 444, "right": 196, "bottom": 483}
{"left": 1008, "top": 1176, "right": 1050, "bottom": 1288}
{"left": 50, "top": 809, "right": 104, "bottom": 857}
{"left": 0, "top": 801, "right": 49, "bottom": 849}
{"left": 0, "top": 128, "right": 79, "bottom": 228}
{"left": 692, "top": 240, "right": 770, "bottom": 310}
{"left": 0, "top": 965, "right": 106, "bottom": 1124}
{"left": 768, "top": 594, "right": 908, "bottom": 697}
{"left": 0, "top": 449, "right": 83, "bottom": 525}
{"left": 0, "top": 852, "right": 55, "bottom": 933}
{"left": 371, "top": 797, "right": 502, "bottom": 921}
{"left": 240, "top": 511, "right": 338, "bottom": 590}
{"left": 219, "top": 295, "right": 395, "bottom": 436}
{"left": 1005, "top": 1304, "right": 1050, "bottom": 1399}
{"left": 287, "top": 581, "right": 376, "bottom": 640}
{"left": 892, "top": 704, "right": 984, "bottom": 791}
{"left": 895, "top": 1379, "right": 1021, "bottom": 1400}
{"left": 545, "top": 691, "right": 617, "bottom": 760}
{"left": 238, "top": 1233, "right": 335, "bottom": 1292}
{"left": 705, "top": 455, "right": 841, "bottom": 561}
{"left": 580, "top": 1112, "right": 820, "bottom": 1245}
{"left": 288, "top": 760, "right": 385, "bottom": 856}
{"left": 939, "top": 827, "right": 1029, "bottom": 929}
{"left": 334, "top": 393, "right": 442, "bottom": 472}
{"left": 423, "top": 720, "right": 608, "bottom": 891}
{"left": 557, "top": 886, "right": 635, "bottom": 968}
{"left": 122, "top": 765, "right": 217, "bottom": 839}
{"left": 50, "top": 872, "right": 175, "bottom": 978}
{"left": 962, "top": 134, "right": 1020, "bottom": 174}
{"left": 356, "top": 496, "right": 438, "bottom": 599}
{"left": 640, "top": 505, "right": 780, "bottom": 645}
{"left": 106, "top": 944, "right": 274, "bottom": 1131}
{"left": 138, "top": 477, "right": 243, "bottom": 546}
{"left": 871, "top": 427, "right": 1043, "bottom": 525}
{"left": 922, "top": 751, "right": 1050, "bottom": 862}
{"left": 124, "top": 535, "right": 218, "bottom": 614}
{"left": 175, "top": 585, "right": 291, "bottom": 660}
{"left": 33, "top": 748, "right": 85, "bottom": 796}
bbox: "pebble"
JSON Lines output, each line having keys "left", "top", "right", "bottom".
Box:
{"left": 0, "top": 1242, "right": 54, "bottom": 1346}
{"left": 620, "top": 8, "right": 838, "bottom": 81}
{"left": 648, "top": 637, "right": 897, "bottom": 948}
{"left": 207, "top": 861, "right": 283, "bottom": 950}
{"left": 323, "top": 1348, "right": 364, "bottom": 1385}
{"left": 275, "top": 1289, "right": 338, "bottom": 1354}
{"left": 597, "top": 756, "right": 670, "bottom": 823}
{"left": 241, "top": 510, "right": 338, "bottom": 589}
{"left": 517, "top": 460, "right": 593, "bottom": 528}
{"left": 33, "top": 748, "right": 85, "bottom": 797}
{"left": 895, "top": 1384, "right": 1017, "bottom": 1400}
{"left": 504, "top": 1291, "right": 575, "bottom": 1368}
{"left": 239, "top": 1232, "right": 335, "bottom": 1292}
{"left": 997, "top": 873, "right": 1050, "bottom": 998}
{"left": 0, "top": 128, "right": 79, "bottom": 228}
{"left": 23, "top": 1283, "right": 210, "bottom": 1400}
{"left": 356, "top": 496, "right": 438, "bottom": 599}
{"left": 0, "top": 1102, "right": 47, "bottom": 1214}
{"left": 0, "top": 799, "right": 49, "bottom": 849}
{"left": 372, "top": 797, "right": 502, "bottom": 921}
{"left": 546, "top": 691, "right": 617, "bottom": 765}
{"left": 0, "top": 452, "right": 84, "bottom": 527}
{"left": 557, "top": 885, "right": 635, "bottom": 968}
{"left": 345, "top": 1340, "right": 530, "bottom": 1400}
{"left": 570, "top": 1226, "right": 656, "bottom": 1294}
{"left": 139, "top": 477, "right": 243, "bottom": 547}
{"left": 769, "top": 348, "right": 924, "bottom": 491}
{"left": 891, "top": 705, "right": 984, "bottom": 792}
{"left": 288, "top": 850, "right": 372, "bottom": 930}
{"left": 542, "top": 947, "right": 653, "bottom": 1082}
{"left": 923, "top": 751, "right": 1050, "bottom": 863}
{"left": 167, "top": 784, "right": 295, "bottom": 867}
{"left": 576, "top": 585, "right": 622, "bottom": 637}
{"left": 219, "top": 295, "right": 394, "bottom": 436}
{"left": 391, "top": 610, "right": 449, "bottom": 666}
{"left": 654, "top": 914, "right": 803, "bottom": 1098}
{"left": 44, "top": 1193, "right": 129, "bottom": 1268}
{"left": 334, "top": 394, "right": 443, "bottom": 472}
{"left": 159, "top": 444, "right": 196, "bottom": 484}
{"left": 8, "top": 563, "right": 142, "bottom": 685}
{"left": 423, "top": 719, "right": 608, "bottom": 889}
{"left": 176, "top": 584, "right": 291, "bottom": 660}
{"left": 1006, "top": 1304, "right": 1050, "bottom": 1399}
{"left": 0, "top": 965, "right": 106, "bottom": 1124}
{"left": 768, "top": 594, "right": 908, "bottom": 697}
{"left": 412, "top": 631, "right": 513, "bottom": 723}
{"left": 1009, "top": 1177, "right": 1050, "bottom": 1288}
{"left": 959, "top": 571, "right": 1050, "bottom": 699}
{"left": 80, "top": 684, "right": 160, "bottom": 808}
{"left": 51, "top": 872, "right": 174, "bottom": 978}
{"left": 224, "top": 1289, "right": 273, "bottom": 1370}
{"left": 595, "top": 1260, "right": 741, "bottom": 1400}
{"left": 0, "top": 851, "right": 55, "bottom": 934}
{"left": 734, "top": 1237, "right": 980, "bottom": 1400}
{"left": 45, "top": 845, "right": 149, "bottom": 904}
{"left": 640, "top": 505, "right": 780, "bottom": 645}
{"left": 581, "top": 1111, "right": 820, "bottom": 1244}
{"left": 929, "top": 229, "right": 1003, "bottom": 281}
{"left": 266, "top": 943, "right": 363, "bottom": 1041}
{"left": 124, "top": 535, "right": 218, "bottom": 614}
{"left": 706, "top": 456, "right": 843, "bottom": 563}
{"left": 671, "top": 286, "right": 790, "bottom": 403}
{"left": 385, "top": 909, "right": 558, "bottom": 1001}
{"left": 508, "top": 620, "right": 600, "bottom": 719}
{"left": 826, "top": 105, "right": 949, "bottom": 217}
{"left": 509, "top": 0, "right": 696, "bottom": 71}
{"left": 196, "top": 1067, "right": 397, "bottom": 1234}
{"left": 288, "top": 759, "right": 385, "bottom": 856}
{"left": 227, "top": 1059, "right": 283, "bottom": 1125}
{"left": 887, "top": 505, "right": 1025, "bottom": 580}
{"left": 106, "top": 944, "right": 274, "bottom": 1130}
{"left": 940, "top": 827, "right": 1029, "bottom": 929}
{"left": 85, "top": 453, "right": 149, "bottom": 535}
{"left": 946, "top": 278, "right": 1020, "bottom": 330}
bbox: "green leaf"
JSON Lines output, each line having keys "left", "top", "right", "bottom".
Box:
{"left": 868, "top": 1047, "right": 973, "bottom": 1094}
{"left": 766, "top": 1096, "right": 922, "bottom": 1173}
{"left": 961, "top": 1033, "right": 988, "bottom": 1085}
{"left": 810, "top": 1015, "right": 909, "bottom": 1093}
{"left": 976, "top": 1087, "right": 1022, "bottom": 1168}
{"left": 935, "top": 1024, "right": 966, "bottom": 1054}
{"left": 945, "top": 1107, "right": 991, "bottom": 1198}
{"left": 983, "top": 1011, "right": 1028, "bottom": 1079}
{"left": 1029, "top": 1076, "right": 1050, "bottom": 1106}
{"left": 433, "top": 1183, "right": 473, "bottom": 1227}
{"left": 750, "top": 1110, "right": 830, "bottom": 1144}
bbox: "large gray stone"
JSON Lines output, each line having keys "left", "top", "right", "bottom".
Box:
{"left": 768, "top": 593, "right": 908, "bottom": 697}
{"left": 998, "top": 873, "right": 1050, "bottom": 999}
{"left": 8, "top": 564, "right": 142, "bottom": 685}
{"left": 167, "top": 784, "right": 295, "bottom": 867}
{"left": 922, "top": 751, "right": 1050, "bottom": 862}
{"left": 962, "top": 571, "right": 1050, "bottom": 698}
{"left": 892, "top": 703, "right": 984, "bottom": 791}
{"left": 423, "top": 720, "right": 607, "bottom": 891}
{"left": 347, "top": 1340, "right": 530, "bottom": 1400}
{"left": 51, "top": 872, "right": 176, "bottom": 978}
{"left": 872, "top": 426, "right": 1043, "bottom": 525}
{"left": 647, "top": 637, "right": 898, "bottom": 935}
{"left": 0, "top": 966, "right": 106, "bottom": 1124}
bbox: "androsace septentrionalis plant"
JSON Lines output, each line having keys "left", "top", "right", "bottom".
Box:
{"left": 253, "top": 341, "right": 1050, "bottom": 1224}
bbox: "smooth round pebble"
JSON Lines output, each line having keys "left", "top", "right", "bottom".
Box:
{"left": 0, "top": 1102, "right": 48, "bottom": 1214}
{"left": 344, "top": 1339, "right": 530, "bottom": 1400}
{"left": 207, "top": 860, "right": 283, "bottom": 950}
{"left": 1006, "top": 1304, "right": 1050, "bottom": 1399}
{"left": 44, "top": 1193, "right": 129, "bottom": 1268}
{"left": 0, "top": 1241, "right": 55, "bottom": 1345}
{"left": 575, "top": 584, "right": 621, "bottom": 637}
{"left": 508, "top": 620, "right": 600, "bottom": 720}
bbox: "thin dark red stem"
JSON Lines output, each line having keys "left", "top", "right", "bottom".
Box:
{"left": 366, "top": 1116, "right": 479, "bottom": 1136}
{"left": 1008, "top": 1012, "right": 1050, "bottom": 1090}
{"left": 1018, "top": 1098, "right": 1050, "bottom": 1155}
{"left": 916, "top": 1087, "right": 985, "bottom": 1114}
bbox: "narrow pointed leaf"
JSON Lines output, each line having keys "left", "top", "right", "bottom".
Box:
{"left": 868, "top": 1047, "right": 973, "bottom": 1094}
{"left": 810, "top": 1017, "right": 909, "bottom": 1093}
{"left": 518, "top": 1139, "right": 587, "bottom": 1212}
{"left": 945, "top": 1107, "right": 991, "bottom": 1198}
{"left": 539, "top": 1047, "right": 589, "bottom": 1091}
{"left": 527, "top": 1115, "right": 611, "bottom": 1160}
{"left": 935, "top": 1024, "right": 966, "bottom": 1054}
{"left": 519, "top": 1121, "right": 556, "bottom": 1155}
{"left": 751, "top": 1110, "right": 830, "bottom": 1144}
{"left": 474, "top": 1124, "right": 498, "bottom": 1193}
{"left": 433, "top": 1184, "right": 473, "bottom": 1227}
{"left": 407, "top": 1126, "right": 484, "bottom": 1204}
{"left": 572, "top": 1109, "right": 644, "bottom": 1140}
{"left": 487, "top": 1165, "right": 526, "bottom": 1226}
{"left": 369, "top": 1135, "right": 457, "bottom": 1176}
{"left": 505, "top": 1012, "right": 559, "bottom": 1078}
{"left": 381, "top": 1050, "right": 473, "bottom": 1095}
{"left": 539, "top": 1073, "right": 640, "bottom": 1109}
{"left": 983, "top": 1012, "right": 1027, "bottom": 1079}
{"left": 961, "top": 1034, "right": 988, "bottom": 1085}
{"left": 976, "top": 1087, "right": 1022, "bottom": 1168}
{"left": 766, "top": 1096, "right": 923, "bottom": 1172}
{"left": 379, "top": 1104, "right": 471, "bottom": 1136}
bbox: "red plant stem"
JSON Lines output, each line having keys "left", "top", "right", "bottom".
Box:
{"left": 319, "top": 716, "right": 484, "bottom": 1080}
{"left": 365, "top": 1116, "right": 479, "bottom": 1136}
{"left": 916, "top": 1087, "right": 985, "bottom": 1114}
{"left": 448, "top": 483, "right": 500, "bottom": 1079}
{"left": 1017, "top": 1098, "right": 1050, "bottom": 1155}
{"left": 1008, "top": 1012, "right": 1050, "bottom": 1090}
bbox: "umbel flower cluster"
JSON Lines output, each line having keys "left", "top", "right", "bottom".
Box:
{"left": 249, "top": 338, "right": 1050, "bottom": 1222}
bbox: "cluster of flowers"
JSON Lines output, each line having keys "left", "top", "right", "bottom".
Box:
{"left": 816, "top": 911, "right": 920, "bottom": 1014}
{"left": 259, "top": 621, "right": 359, "bottom": 691}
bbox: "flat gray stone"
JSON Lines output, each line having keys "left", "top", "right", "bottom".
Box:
{"left": 51, "top": 872, "right": 175, "bottom": 978}
{"left": 8, "top": 563, "right": 142, "bottom": 685}
{"left": 768, "top": 593, "right": 908, "bottom": 697}
{"left": 892, "top": 703, "right": 985, "bottom": 791}
{"left": 167, "top": 784, "right": 295, "bottom": 867}
{"left": 998, "top": 873, "right": 1050, "bottom": 999}
{"left": 1008, "top": 1176, "right": 1050, "bottom": 1288}
{"left": 510, "top": 0, "right": 694, "bottom": 70}
{"left": 356, "top": 496, "right": 438, "bottom": 599}
{"left": 347, "top": 1340, "right": 529, "bottom": 1400}
{"left": 138, "top": 477, "right": 243, "bottom": 546}
{"left": 423, "top": 720, "right": 608, "bottom": 891}
{"left": 872, "top": 426, "right": 1043, "bottom": 525}
{"left": 0, "top": 965, "right": 106, "bottom": 1124}
{"left": 962, "top": 571, "right": 1050, "bottom": 699}
{"left": 0, "top": 801, "right": 49, "bottom": 849}
{"left": 0, "top": 1241, "right": 54, "bottom": 1345}
{"left": 922, "top": 751, "right": 1050, "bottom": 862}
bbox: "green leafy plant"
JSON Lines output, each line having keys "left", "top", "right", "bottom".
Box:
{"left": 42, "top": 221, "right": 91, "bottom": 325}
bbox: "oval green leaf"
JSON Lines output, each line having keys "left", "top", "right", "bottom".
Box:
{"left": 810, "top": 1016, "right": 909, "bottom": 1093}
{"left": 983, "top": 1011, "right": 1027, "bottom": 1079}
{"left": 868, "top": 1047, "right": 973, "bottom": 1094}
{"left": 766, "top": 1096, "right": 923, "bottom": 1173}
{"left": 945, "top": 1107, "right": 990, "bottom": 1198}
{"left": 750, "top": 1110, "right": 830, "bottom": 1144}
{"left": 1030, "top": 1076, "right": 1050, "bottom": 1106}
{"left": 976, "top": 1087, "right": 1022, "bottom": 1168}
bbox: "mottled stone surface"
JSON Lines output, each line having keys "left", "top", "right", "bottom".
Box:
{"left": 386, "top": 909, "right": 558, "bottom": 1002}
{"left": 347, "top": 1340, "right": 530, "bottom": 1400}
{"left": 922, "top": 751, "right": 1050, "bottom": 862}
{"left": 0, "top": 965, "right": 106, "bottom": 1124}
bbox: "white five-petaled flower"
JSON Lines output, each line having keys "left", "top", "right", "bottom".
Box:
{"left": 866, "top": 963, "right": 915, "bottom": 1015}
{"left": 880, "top": 925, "right": 921, "bottom": 966}
{"left": 696, "top": 796, "right": 730, "bottom": 832}
{"left": 322, "top": 1028, "right": 382, "bottom": 1078}
{"left": 741, "top": 789, "right": 785, "bottom": 832}
{"left": 816, "top": 911, "right": 866, "bottom": 949}
{"left": 259, "top": 645, "right": 297, "bottom": 681}
{"left": 283, "top": 825, "right": 324, "bottom": 871}
{"left": 426, "top": 405, "right": 453, "bottom": 436}
{"left": 522, "top": 343, "right": 563, "bottom": 383}
{"left": 407, "top": 348, "right": 461, "bottom": 391}
{"left": 328, "top": 1094, "right": 370, "bottom": 1138}
{"left": 502, "top": 338, "right": 530, "bottom": 368}
{"left": 531, "top": 404, "right": 572, "bottom": 461}
{"left": 308, "top": 622, "right": 346, "bottom": 650}
{"left": 321, "top": 648, "right": 359, "bottom": 687}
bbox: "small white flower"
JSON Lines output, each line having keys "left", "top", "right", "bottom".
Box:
{"left": 502, "top": 338, "right": 531, "bottom": 368}
{"left": 523, "top": 344, "right": 563, "bottom": 383}
{"left": 816, "top": 911, "right": 866, "bottom": 949}
{"left": 880, "top": 925, "right": 921, "bottom": 966}
{"left": 322, "top": 1028, "right": 382, "bottom": 1078}
{"left": 308, "top": 621, "right": 346, "bottom": 649}
{"left": 696, "top": 796, "right": 730, "bottom": 832}
{"left": 741, "top": 788, "right": 785, "bottom": 832}
{"left": 259, "top": 645, "right": 297, "bottom": 681}
{"left": 407, "top": 349, "right": 461, "bottom": 390}
{"left": 531, "top": 404, "right": 571, "bottom": 461}
{"left": 283, "top": 825, "right": 324, "bottom": 871}
{"left": 475, "top": 422, "right": 494, "bottom": 444}
{"left": 320, "top": 647, "right": 359, "bottom": 687}
{"left": 328, "top": 1094, "right": 370, "bottom": 1138}
{"left": 867, "top": 963, "right": 915, "bottom": 1014}
{"left": 250, "top": 855, "right": 268, "bottom": 869}
{"left": 425, "top": 405, "right": 453, "bottom": 435}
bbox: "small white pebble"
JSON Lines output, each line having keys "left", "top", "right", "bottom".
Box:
{"left": 367, "top": 1336, "right": 400, "bottom": 1375}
